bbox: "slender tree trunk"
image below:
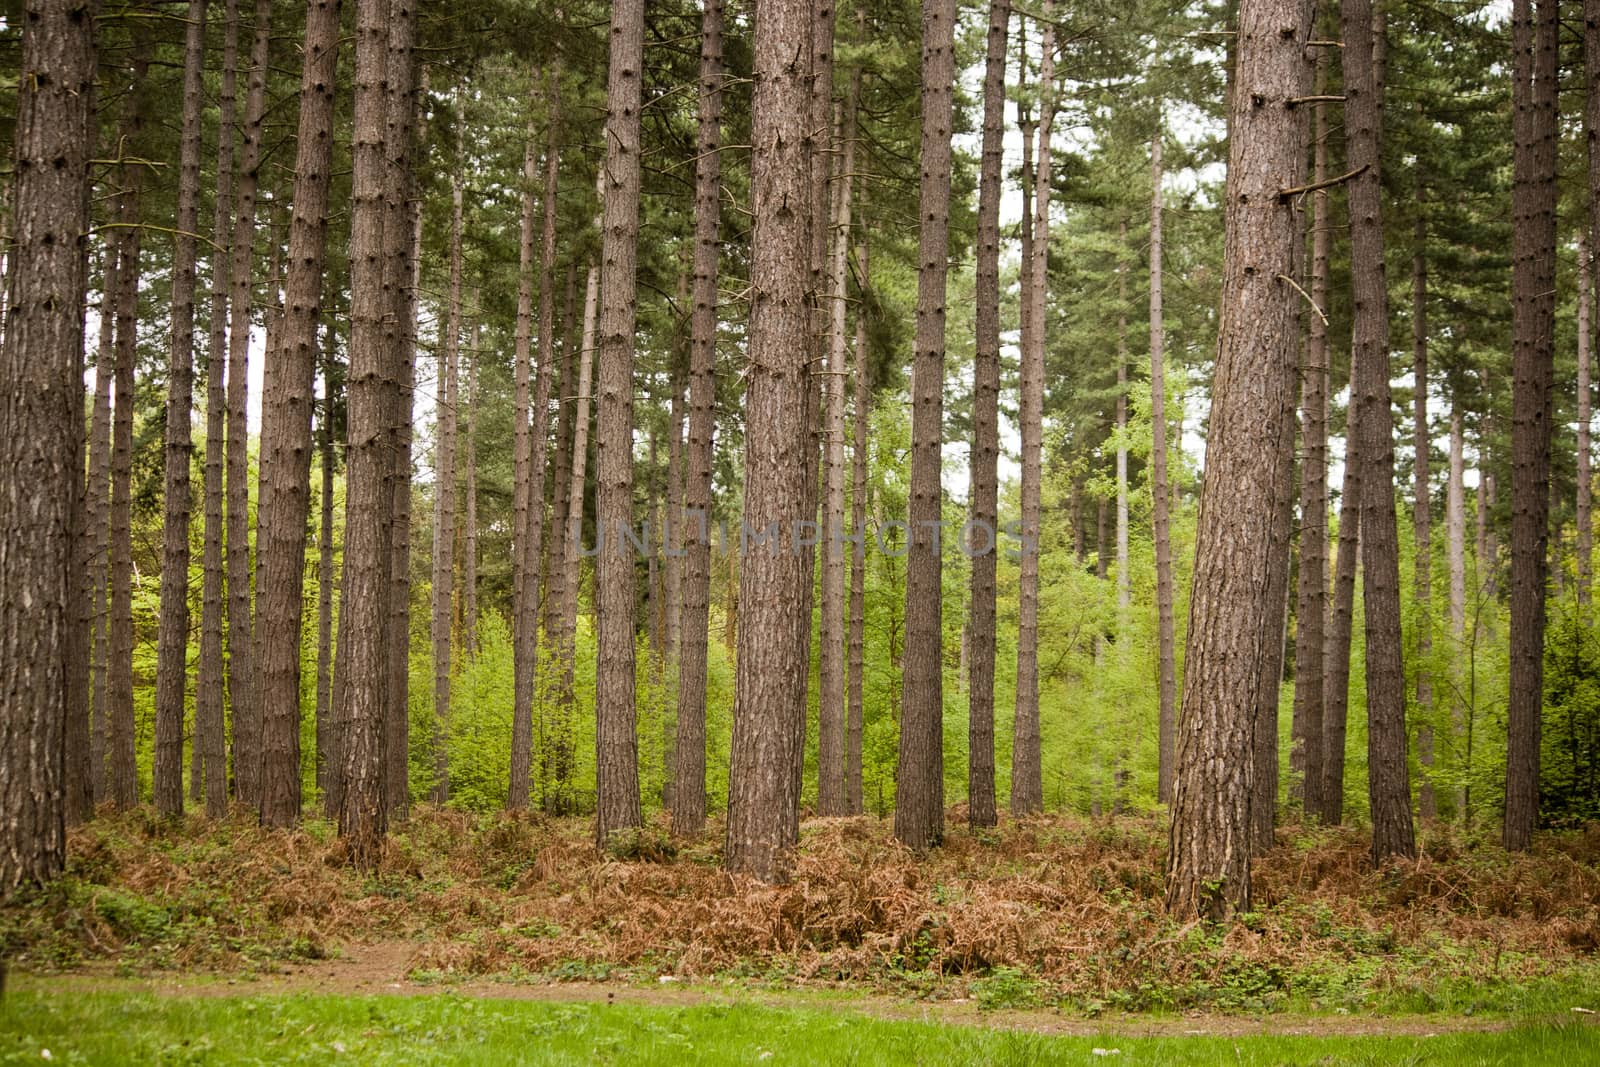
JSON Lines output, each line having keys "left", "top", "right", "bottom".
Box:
{"left": 1504, "top": 0, "right": 1558, "bottom": 851}
{"left": 1116, "top": 226, "right": 1130, "bottom": 611}
{"left": 1292, "top": 53, "right": 1329, "bottom": 818}
{"left": 846, "top": 232, "right": 871, "bottom": 817}
{"left": 967, "top": 0, "right": 1007, "bottom": 831}
{"left": 1448, "top": 395, "right": 1467, "bottom": 817}
{"left": 107, "top": 39, "right": 150, "bottom": 813}
{"left": 1013, "top": 8, "right": 1056, "bottom": 817}
{"left": 1579, "top": 233, "right": 1593, "bottom": 614}
{"left": 1165, "top": 0, "right": 1312, "bottom": 919}
{"left": 1583, "top": 0, "right": 1600, "bottom": 613}
{"left": 0, "top": 0, "right": 98, "bottom": 891}
{"left": 726, "top": 0, "right": 815, "bottom": 880}
{"left": 1150, "top": 127, "right": 1177, "bottom": 807}
{"left": 315, "top": 353, "right": 336, "bottom": 800}
{"left": 508, "top": 126, "right": 539, "bottom": 810}
{"left": 554, "top": 264, "right": 599, "bottom": 815}
{"left": 382, "top": 14, "right": 421, "bottom": 823}
{"left": 194, "top": 0, "right": 238, "bottom": 819}
{"left": 1253, "top": 341, "right": 1297, "bottom": 855}
{"left": 896, "top": 0, "right": 957, "bottom": 851}
{"left": 335, "top": 0, "right": 394, "bottom": 866}
{"left": 1322, "top": 375, "right": 1363, "bottom": 823}
{"left": 818, "top": 68, "right": 860, "bottom": 818}
{"left": 254, "top": 0, "right": 343, "bottom": 828}
{"left": 509, "top": 73, "right": 561, "bottom": 810}
{"left": 1342, "top": 0, "right": 1415, "bottom": 863}
{"left": 545, "top": 265, "right": 579, "bottom": 648}
{"left": 1412, "top": 188, "right": 1436, "bottom": 820}
{"left": 227, "top": 0, "right": 274, "bottom": 810}
{"left": 87, "top": 252, "right": 117, "bottom": 808}
{"left": 153, "top": 0, "right": 209, "bottom": 817}
{"left": 430, "top": 171, "right": 462, "bottom": 807}
{"left": 661, "top": 364, "right": 686, "bottom": 810}
{"left": 461, "top": 321, "right": 479, "bottom": 657}
{"left": 594, "top": 0, "right": 646, "bottom": 847}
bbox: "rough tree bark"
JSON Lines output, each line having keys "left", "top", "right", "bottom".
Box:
{"left": 847, "top": 232, "right": 871, "bottom": 816}
{"left": 0, "top": 0, "right": 98, "bottom": 891}
{"left": 107, "top": 38, "right": 150, "bottom": 813}
{"left": 593, "top": 0, "right": 646, "bottom": 847}
{"left": 314, "top": 349, "right": 336, "bottom": 802}
{"left": 1150, "top": 126, "right": 1178, "bottom": 807}
{"left": 194, "top": 0, "right": 238, "bottom": 819}
{"left": 1342, "top": 0, "right": 1416, "bottom": 864}
{"left": 254, "top": 0, "right": 343, "bottom": 827}
{"left": 1504, "top": 0, "right": 1558, "bottom": 852}
{"left": 1165, "top": 0, "right": 1311, "bottom": 919}
{"left": 1412, "top": 185, "right": 1435, "bottom": 820}
{"left": 87, "top": 254, "right": 116, "bottom": 808}
{"left": 336, "top": 0, "right": 393, "bottom": 867}
{"left": 226, "top": 0, "right": 274, "bottom": 809}
{"left": 967, "top": 0, "right": 1008, "bottom": 830}
{"left": 153, "top": 0, "right": 210, "bottom": 817}
{"left": 726, "top": 0, "right": 815, "bottom": 880}
{"left": 1579, "top": 233, "right": 1593, "bottom": 614}
{"left": 1448, "top": 395, "right": 1467, "bottom": 817}
{"left": 818, "top": 81, "right": 860, "bottom": 818}
{"left": 430, "top": 170, "right": 462, "bottom": 807}
{"left": 1321, "top": 370, "right": 1363, "bottom": 824}
{"left": 1013, "top": 8, "right": 1055, "bottom": 817}
{"left": 1291, "top": 44, "right": 1329, "bottom": 819}
{"left": 382, "top": 3, "right": 421, "bottom": 822}
{"left": 896, "top": 0, "right": 957, "bottom": 851}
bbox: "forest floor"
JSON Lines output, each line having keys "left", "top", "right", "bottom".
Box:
{"left": 4, "top": 808, "right": 1599, "bottom": 1034}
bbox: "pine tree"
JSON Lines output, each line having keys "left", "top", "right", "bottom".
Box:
{"left": 0, "top": 0, "right": 98, "bottom": 891}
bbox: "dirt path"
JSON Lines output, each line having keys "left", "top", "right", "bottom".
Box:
{"left": 21, "top": 941, "right": 1596, "bottom": 1039}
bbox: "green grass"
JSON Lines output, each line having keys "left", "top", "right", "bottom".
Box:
{"left": 2, "top": 988, "right": 1597, "bottom": 1065}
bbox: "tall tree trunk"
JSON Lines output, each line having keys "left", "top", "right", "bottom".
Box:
{"left": 1583, "top": 0, "right": 1600, "bottom": 614}
{"left": 896, "top": 0, "right": 957, "bottom": 851}
{"left": 967, "top": 0, "right": 1007, "bottom": 831}
{"left": 1504, "top": 0, "right": 1558, "bottom": 851}
{"left": 818, "top": 66, "right": 860, "bottom": 818}
{"left": 508, "top": 127, "right": 540, "bottom": 810}
{"left": 315, "top": 353, "right": 336, "bottom": 800}
{"left": 194, "top": 0, "right": 239, "bottom": 819}
{"left": 87, "top": 252, "right": 117, "bottom": 808}
{"left": 1292, "top": 50, "right": 1329, "bottom": 818}
{"left": 1342, "top": 0, "right": 1415, "bottom": 864}
{"left": 107, "top": 39, "right": 150, "bottom": 813}
{"left": 1150, "top": 126, "right": 1178, "bottom": 807}
{"left": 1253, "top": 339, "right": 1298, "bottom": 854}
{"left": 1579, "top": 233, "right": 1593, "bottom": 614}
{"left": 254, "top": 0, "right": 342, "bottom": 828}
{"left": 1166, "top": 0, "right": 1311, "bottom": 919}
{"left": 1013, "top": 8, "right": 1056, "bottom": 817}
{"left": 1322, "top": 364, "right": 1363, "bottom": 824}
{"left": 661, "top": 368, "right": 685, "bottom": 810}
{"left": 509, "top": 72, "right": 561, "bottom": 810}
{"left": 673, "top": 0, "right": 724, "bottom": 833}
{"left": 1412, "top": 189, "right": 1435, "bottom": 821}
{"left": 726, "top": 0, "right": 815, "bottom": 880}
{"left": 227, "top": 0, "right": 274, "bottom": 809}
{"left": 554, "top": 264, "right": 599, "bottom": 815}
{"left": 430, "top": 171, "right": 462, "bottom": 807}
{"left": 461, "top": 322, "right": 479, "bottom": 658}
{"left": 336, "top": 0, "right": 393, "bottom": 865}
{"left": 594, "top": 0, "right": 646, "bottom": 846}
{"left": 545, "top": 265, "right": 579, "bottom": 648}
{"left": 0, "top": 0, "right": 98, "bottom": 890}
{"left": 154, "top": 0, "right": 210, "bottom": 817}
{"left": 1115, "top": 226, "right": 1130, "bottom": 611}
{"left": 846, "top": 234, "right": 871, "bottom": 816}
{"left": 792, "top": 0, "right": 836, "bottom": 853}
{"left": 1448, "top": 395, "right": 1467, "bottom": 817}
